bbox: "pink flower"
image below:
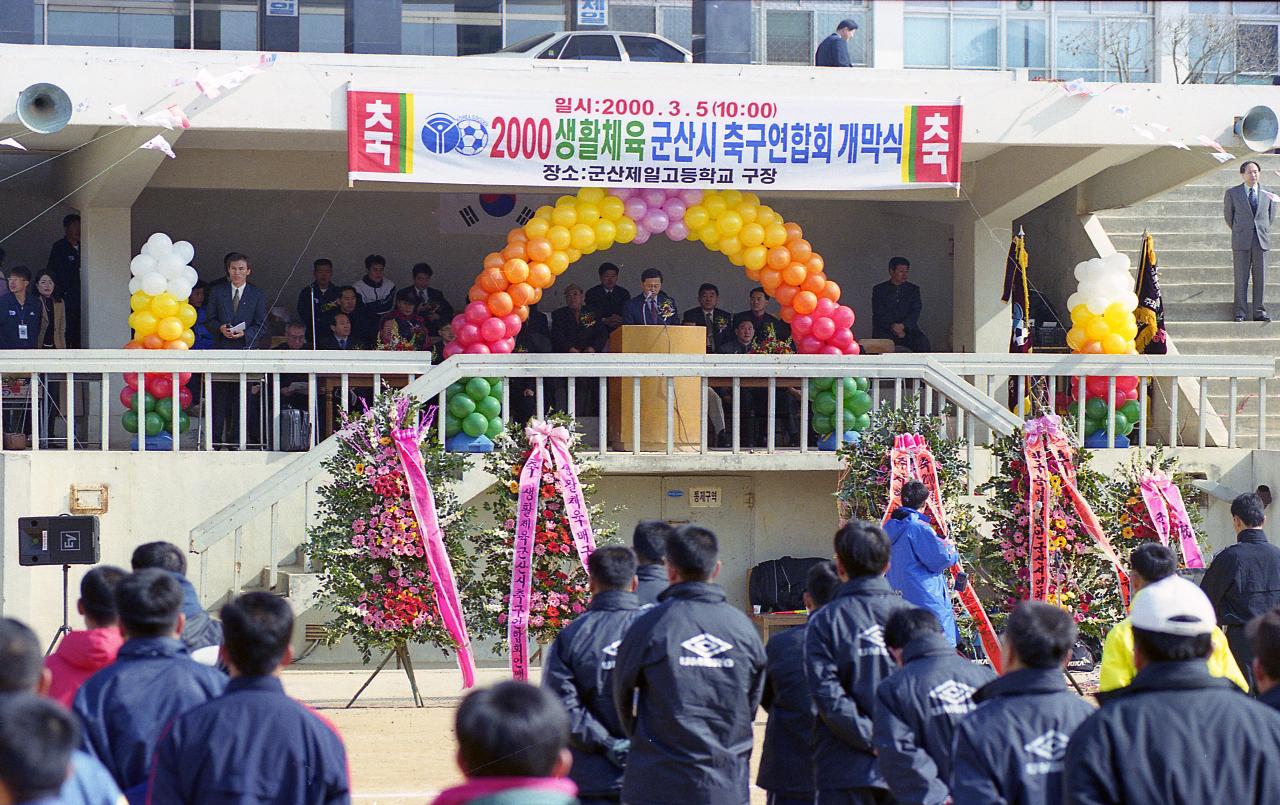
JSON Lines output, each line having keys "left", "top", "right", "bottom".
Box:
{"left": 530, "top": 615, "right": 545, "bottom": 627}
{"left": 498, "top": 612, "right": 508, "bottom": 624}
{"left": 534, "top": 544, "right": 547, "bottom": 555}
{"left": 571, "top": 603, "right": 584, "bottom": 614}
{"left": 389, "top": 567, "right": 401, "bottom": 578}
{"left": 999, "top": 541, "right": 1012, "bottom": 550}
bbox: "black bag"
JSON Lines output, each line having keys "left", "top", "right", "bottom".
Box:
{"left": 278, "top": 408, "right": 311, "bottom": 452}
{"left": 749, "top": 556, "right": 825, "bottom": 613}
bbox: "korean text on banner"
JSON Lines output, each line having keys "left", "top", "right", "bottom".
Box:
{"left": 347, "top": 87, "right": 962, "bottom": 191}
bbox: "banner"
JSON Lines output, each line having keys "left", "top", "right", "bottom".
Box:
{"left": 347, "top": 86, "right": 963, "bottom": 191}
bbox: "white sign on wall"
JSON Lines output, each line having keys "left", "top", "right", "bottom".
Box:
{"left": 689, "top": 487, "right": 722, "bottom": 508}
{"left": 266, "top": 1, "right": 298, "bottom": 17}
{"left": 577, "top": 0, "right": 608, "bottom": 27}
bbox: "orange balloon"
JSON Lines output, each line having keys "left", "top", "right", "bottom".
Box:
{"left": 779, "top": 306, "right": 795, "bottom": 323}
{"left": 507, "top": 227, "right": 528, "bottom": 243}
{"left": 760, "top": 269, "right": 783, "bottom": 293}
{"left": 783, "top": 222, "right": 803, "bottom": 241}
{"left": 515, "top": 305, "right": 529, "bottom": 322}
{"left": 487, "top": 291, "right": 514, "bottom": 317}
{"left": 801, "top": 272, "right": 827, "bottom": 294}
{"left": 530, "top": 287, "right": 543, "bottom": 305}
{"left": 526, "top": 238, "right": 553, "bottom": 262}
{"left": 788, "top": 239, "right": 813, "bottom": 263}
{"left": 766, "top": 246, "right": 792, "bottom": 270}
{"left": 1083, "top": 340, "right": 1104, "bottom": 354}
{"left": 821, "top": 281, "right": 841, "bottom": 301}
{"left": 124, "top": 340, "right": 144, "bottom": 349}
{"left": 792, "top": 290, "right": 818, "bottom": 315}
{"left": 483, "top": 252, "right": 504, "bottom": 270}
{"left": 479, "top": 267, "right": 508, "bottom": 294}
{"left": 744, "top": 268, "right": 762, "bottom": 282}
{"left": 142, "top": 334, "right": 164, "bottom": 350}
{"left": 806, "top": 254, "right": 825, "bottom": 275}
{"left": 782, "top": 262, "right": 807, "bottom": 287}
{"left": 165, "top": 338, "right": 189, "bottom": 350}
{"left": 774, "top": 284, "right": 798, "bottom": 307}
{"left": 508, "top": 282, "right": 535, "bottom": 307}
{"left": 502, "top": 258, "right": 530, "bottom": 284}
{"left": 468, "top": 285, "right": 489, "bottom": 303}
{"left": 527, "top": 262, "right": 552, "bottom": 289}
{"left": 501, "top": 241, "right": 527, "bottom": 262}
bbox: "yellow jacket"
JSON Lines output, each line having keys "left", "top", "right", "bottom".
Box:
{"left": 1098, "top": 616, "right": 1248, "bottom": 692}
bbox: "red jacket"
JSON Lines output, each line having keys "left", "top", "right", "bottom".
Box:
{"left": 44, "top": 627, "right": 123, "bottom": 706}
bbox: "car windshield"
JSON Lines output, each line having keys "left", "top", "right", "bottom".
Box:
{"left": 497, "top": 33, "right": 557, "bottom": 53}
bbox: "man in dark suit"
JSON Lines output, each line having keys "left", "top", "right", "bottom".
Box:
{"left": 1225, "top": 160, "right": 1276, "bottom": 322}
{"left": 814, "top": 19, "right": 857, "bottom": 67}
{"left": 717, "top": 319, "right": 766, "bottom": 446}
{"left": 317, "top": 312, "right": 366, "bottom": 350}
{"left": 872, "top": 256, "right": 931, "bottom": 352}
{"left": 206, "top": 252, "right": 268, "bottom": 448}
{"left": 551, "top": 284, "right": 606, "bottom": 354}
{"left": 45, "top": 213, "right": 81, "bottom": 346}
{"left": 409, "top": 262, "right": 454, "bottom": 342}
{"left": 681, "top": 283, "right": 733, "bottom": 352}
{"left": 733, "top": 287, "right": 788, "bottom": 348}
{"left": 295, "top": 258, "right": 340, "bottom": 345}
{"left": 622, "top": 269, "right": 679, "bottom": 325}
{"left": 585, "top": 262, "right": 630, "bottom": 333}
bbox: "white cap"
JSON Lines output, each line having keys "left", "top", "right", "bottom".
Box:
{"left": 1130, "top": 576, "right": 1216, "bottom": 637}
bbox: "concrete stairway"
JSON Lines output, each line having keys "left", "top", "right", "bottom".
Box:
{"left": 1096, "top": 154, "right": 1280, "bottom": 444}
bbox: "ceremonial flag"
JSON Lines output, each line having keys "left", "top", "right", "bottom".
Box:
{"left": 1134, "top": 232, "right": 1167, "bottom": 355}
{"left": 1001, "top": 230, "right": 1032, "bottom": 354}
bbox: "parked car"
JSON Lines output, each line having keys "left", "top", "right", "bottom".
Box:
{"left": 480, "top": 31, "right": 692, "bottom": 63}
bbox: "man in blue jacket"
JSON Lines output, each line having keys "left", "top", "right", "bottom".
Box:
{"left": 621, "top": 269, "right": 679, "bottom": 325}
{"left": 147, "top": 592, "right": 349, "bottom": 803}
{"left": 1064, "top": 576, "right": 1280, "bottom": 804}
{"left": 757, "top": 560, "right": 841, "bottom": 805}
{"left": 130, "top": 542, "right": 222, "bottom": 657}
{"left": 1250, "top": 606, "right": 1280, "bottom": 711}
{"left": 951, "top": 602, "right": 1096, "bottom": 805}
{"left": 0, "top": 266, "right": 43, "bottom": 349}
{"left": 873, "top": 608, "right": 995, "bottom": 805}
{"left": 614, "top": 524, "right": 766, "bottom": 805}
{"left": 814, "top": 19, "right": 857, "bottom": 67}
{"left": 884, "top": 481, "right": 959, "bottom": 645}
{"left": 542, "top": 546, "right": 642, "bottom": 804}
{"left": 72, "top": 570, "right": 225, "bottom": 800}
{"left": 631, "top": 520, "right": 673, "bottom": 606}
{"left": 805, "top": 520, "right": 915, "bottom": 805}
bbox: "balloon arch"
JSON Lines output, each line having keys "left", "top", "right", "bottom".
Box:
{"left": 443, "top": 187, "right": 860, "bottom": 357}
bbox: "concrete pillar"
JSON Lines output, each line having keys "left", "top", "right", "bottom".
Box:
{"left": 869, "top": 0, "right": 904, "bottom": 70}
{"left": 260, "top": 0, "right": 301, "bottom": 52}
{"left": 951, "top": 208, "right": 1011, "bottom": 354}
{"left": 0, "top": 0, "right": 35, "bottom": 44}
{"left": 692, "top": 0, "right": 753, "bottom": 65}
{"left": 81, "top": 207, "right": 133, "bottom": 350}
{"left": 345, "top": 0, "right": 402, "bottom": 55}
{"left": 0, "top": 454, "right": 33, "bottom": 624}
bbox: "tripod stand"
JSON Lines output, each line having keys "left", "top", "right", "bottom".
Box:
{"left": 45, "top": 564, "right": 73, "bottom": 656}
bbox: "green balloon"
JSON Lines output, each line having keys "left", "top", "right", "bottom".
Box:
{"left": 851, "top": 413, "right": 871, "bottom": 432}
{"left": 121, "top": 410, "right": 139, "bottom": 433}
{"left": 1084, "top": 397, "right": 1108, "bottom": 420}
{"left": 1085, "top": 415, "right": 1104, "bottom": 434}
{"left": 446, "top": 382, "right": 465, "bottom": 399}
{"left": 1120, "top": 400, "right": 1140, "bottom": 423}
{"left": 809, "top": 377, "right": 835, "bottom": 397}
{"left": 487, "top": 378, "right": 504, "bottom": 396}
{"left": 477, "top": 396, "right": 502, "bottom": 419}
{"left": 131, "top": 392, "right": 155, "bottom": 413}
{"left": 855, "top": 377, "right": 870, "bottom": 392}
{"left": 155, "top": 397, "right": 174, "bottom": 420}
{"left": 448, "top": 393, "right": 477, "bottom": 419}
{"left": 813, "top": 391, "right": 836, "bottom": 415}
{"left": 462, "top": 411, "right": 488, "bottom": 437}
{"left": 812, "top": 412, "right": 834, "bottom": 435}
{"left": 848, "top": 390, "right": 872, "bottom": 416}
{"left": 143, "top": 411, "right": 164, "bottom": 436}
{"left": 841, "top": 407, "right": 856, "bottom": 426}
{"left": 177, "top": 410, "right": 190, "bottom": 433}
{"left": 445, "top": 415, "right": 462, "bottom": 437}
{"left": 465, "top": 377, "right": 491, "bottom": 401}
{"left": 1113, "top": 411, "right": 1131, "bottom": 436}
{"left": 840, "top": 377, "right": 857, "bottom": 398}
{"left": 486, "top": 416, "right": 504, "bottom": 439}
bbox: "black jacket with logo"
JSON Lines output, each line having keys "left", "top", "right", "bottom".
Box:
{"left": 757, "top": 624, "right": 815, "bottom": 797}
{"left": 804, "top": 575, "right": 914, "bottom": 791}
{"left": 634, "top": 563, "right": 668, "bottom": 607}
{"left": 1200, "top": 528, "right": 1280, "bottom": 626}
{"left": 872, "top": 633, "right": 996, "bottom": 804}
{"left": 542, "top": 590, "right": 642, "bottom": 799}
{"left": 613, "top": 581, "right": 766, "bottom": 805}
{"left": 949, "top": 667, "right": 1095, "bottom": 805}
{"left": 1064, "top": 660, "right": 1280, "bottom": 804}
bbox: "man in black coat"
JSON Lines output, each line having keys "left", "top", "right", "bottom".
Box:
{"left": 681, "top": 283, "right": 733, "bottom": 352}
{"left": 951, "top": 602, "right": 1095, "bottom": 805}
{"left": 1248, "top": 607, "right": 1280, "bottom": 712}
{"left": 613, "top": 524, "right": 766, "bottom": 805}
{"left": 45, "top": 212, "right": 81, "bottom": 347}
{"left": 733, "top": 287, "right": 789, "bottom": 348}
{"left": 295, "top": 258, "right": 340, "bottom": 345}
{"left": 873, "top": 608, "right": 995, "bottom": 805}
{"left": 550, "top": 284, "right": 607, "bottom": 354}
{"left": 1200, "top": 492, "right": 1280, "bottom": 690}
{"left": 542, "top": 546, "right": 642, "bottom": 804}
{"left": 815, "top": 19, "right": 857, "bottom": 67}
{"left": 757, "top": 561, "right": 841, "bottom": 805}
{"left": 631, "top": 520, "right": 674, "bottom": 607}
{"left": 408, "top": 263, "right": 454, "bottom": 340}
{"left": 317, "top": 312, "right": 367, "bottom": 351}
{"left": 205, "top": 252, "right": 268, "bottom": 448}
{"left": 805, "top": 520, "right": 915, "bottom": 805}
{"left": 1064, "top": 576, "right": 1280, "bottom": 804}
{"left": 872, "top": 257, "right": 931, "bottom": 352}
{"left": 585, "top": 262, "right": 630, "bottom": 334}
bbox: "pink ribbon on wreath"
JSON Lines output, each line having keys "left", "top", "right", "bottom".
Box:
{"left": 1139, "top": 471, "right": 1204, "bottom": 569}
{"left": 509, "top": 419, "right": 597, "bottom": 681}
{"left": 392, "top": 423, "right": 476, "bottom": 689}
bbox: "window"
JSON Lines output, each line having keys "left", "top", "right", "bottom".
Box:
{"left": 622, "top": 34, "right": 684, "bottom": 62}
{"left": 765, "top": 9, "right": 811, "bottom": 64}
{"left": 1007, "top": 17, "right": 1048, "bottom": 76}
{"left": 300, "top": 0, "right": 344, "bottom": 53}
{"left": 952, "top": 16, "right": 998, "bottom": 68}
{"left": 45, "top": 1, "right": 184, "bottom": 49}
{"left": 904, "top": 15, "right": 949, "bottom": 68}
{"left": 403, "top": 21, "right": 501, "bottom": 56}
{"left": 610, "top": 3, "right": 656, "bottom": 33}
{"left": 557, "top": 34, "right": 621, "bottom": 61}
{"left": 503, "top": 15, "right": 559, "bottom": 46}
{"left": 1239, "top": 22, "right": 1279, "bottom": 74}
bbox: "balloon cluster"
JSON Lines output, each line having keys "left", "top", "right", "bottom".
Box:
{"left": 614, "top": 187, "right": 703, "bottom": 244}
{"left": 122, "top": 233, "right": 197, "bottom": 439}
{"left": 444, "top": 377, "right": 504, "bottom": 451}
{"left": 1064, "top": 254, "right": 1140, "bottom": 443}
{"left": 809, "top": 377, "right": 873, "bottom": 440}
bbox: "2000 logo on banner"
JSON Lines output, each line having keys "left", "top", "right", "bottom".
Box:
{"left": 490, "top": 117, "right": 554, "bottom": 160}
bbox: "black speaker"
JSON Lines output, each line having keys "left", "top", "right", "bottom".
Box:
{"left": 17, "top": 516, "right": 100, "bottom": 566}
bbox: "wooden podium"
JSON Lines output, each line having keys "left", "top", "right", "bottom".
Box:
{"left": 607, "top": 325, "right": 704, "bottom": 451}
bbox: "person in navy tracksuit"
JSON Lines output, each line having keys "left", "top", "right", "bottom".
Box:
{"left": 631, "top": 520, "right": 674, "bottom": 606}
{"left": 147, "top": 592, "right": 349, "bottom": 804}
{"left": 542, "top": 546, "right": 643, "bottom": 804}
{"left": 757, "top": 561, "right": 841, "bottom": 805}
{"left": 873, "top": 608, "right": 995, "bottom": 805}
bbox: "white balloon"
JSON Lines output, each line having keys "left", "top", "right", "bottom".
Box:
{"left": 1073, "top": 261, "right": 1091, "bottom": 282}
{"left": 1086, "top": 295, "right": 1109, "bottom": 316}
{"left": 146, "top": 232, "right": 173, "bottom": 253}
{"left": 130, "top": 254, "right": 157, "bottom": 278}
{"left": 128, "top": 276, "right": 143, "bottom": 294}
{"left": 166, "top": 279, "right": 193, "bottom": 300}
{"left": 171, "top": 240, "right": 195, "bottom": 265}
{"left": 1120, "top": 292, "right": 1140, "bottom": 311}
{"left": 1067, "top": 292, "right": 1084, "bottom": 311}
{"left": 1104, "top": 252, "right": 1131, "bottom": 272}
{"left": 158, "top": 257, "right": 185, "bottom": 280}
{"left": 141, "top": 272, "right": 168, "bottom": 296}
{"left": 180, "top": 266, "right": 199, "bottom": 286}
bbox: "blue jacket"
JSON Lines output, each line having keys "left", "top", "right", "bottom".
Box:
{"left": 72, "top": 636, "right": 227, "bottom": 794}
{"left": 147, "top": 675, "right": 349, "bottom": 804}
{"left": 757, "top": 624, "right": 815, "bottom": 797}
{"left": 633, "top": 563, "right": 667, "bottom": 607}
{"left": 542, "top": 590, "right": 642, "bottom": 799}
{"left": 171, "top": 573, "right": 223, "bottom": 652}
{"left": 950, "top": 667, "right": 1095, "bottom": 805}
{"left": 0, "top": 292, "right": 43, "bottom": 349}
{"left": 62, "top": 750, "right": 124, "bottom": 805}
{"left": 621, "top": 292, "right": 679, "bottom": 326}
{"left": 191, "top": 306, "right": 213, "bottom": 350}
{"left": 814, "top": 32, "right": 852, "bottom": 67}
{"left": 884, "top": 508, "right": 959, "bottom": 644}
{"left": 871, "top": 634, "right": 996, "bottom": 805}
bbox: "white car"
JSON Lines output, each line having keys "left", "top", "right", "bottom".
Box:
{"left": 482, "top": 31, "right": 692, "bottom": 63}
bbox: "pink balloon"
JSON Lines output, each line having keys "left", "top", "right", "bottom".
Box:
{"left": 611, "top": 188, "right": 635, "bottom": 201}
{"left": 843, "top": 342, "right": 862, "bottom": 356}
{"left": 494, "top": 337, "right": 516, "bottom": 354}
{"left": 811, "top": 316, "right": 836, "bottom": 341}
{"left": 680, "top": 189, "right": 704, "bottom": 206}
{"left": 832, "top": 305, "right": 855, "bottom": 330}
{"left": 443, "top": 342, "right": 464, "bottom": 358}
{"left": 829, "top": 328, "right": 855, "bottom": 349}
{"left": 643, "top": 210, "right": 669, "bottom": 233}
{"left": 464, "top": 343, "right": 491, "bottom": 355}
{"left": 666, "top": 221, "right": 689, "bottom": 241}
{"left": 662, "top": 199, "right": 687, "bottom": 220}
{"left": 464, "top": 301, "right": 489, "bottom": 325}
{"left": 798, "top": 335, "right": 823, "bottom": 354}
{"left": 624, "top": 198, "right": 648, "bottom": 221}
{"left": 642, "top": 189, "right": 667, "bottom": 207}
{"left": 820, "top": 345, "right": 842, "bottom": 356}
{"left": 479, "top": 317, "right": 506, "bottom": 342}
{"left": 632, "top": 228, "right": 651, "bottom": 245}
{"left": 791, "top": 314, "right": 813, "bottom": 337}
{"left": 450, "top": 313, "right": 467, "bottom": 331}
{"left": 814, "top": 298, "right": 838, "bottom": 319}
{"left": 501, "top": 313, "right": 522, "bottom": 338}
{"left": 455, "top": 322, "right": 480, "bottom": 346}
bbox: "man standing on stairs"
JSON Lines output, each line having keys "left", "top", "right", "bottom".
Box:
{"left": 1225, "top": 160, "right": 1276, "bottom": 322}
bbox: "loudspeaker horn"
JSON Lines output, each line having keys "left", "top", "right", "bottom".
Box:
{"left": 1234, "top": 105, "right": 1278, "bottom": 153}
{"left": 15, "top": 82, "right": 72, "bottom": 135}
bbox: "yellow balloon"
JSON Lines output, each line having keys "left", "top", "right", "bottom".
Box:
{"left": 594, "top": 219, "right": 617, "bottom": 244}
{"left": 524, "top": 218, "right": 550, "bottom": 239}
{"left": 757, "top": 207, "right": 778, "bottom": 226}
{"left": 1070, "top": 304, "right": 1092, "bottom": 327}
{"left": 180, "top": 328, "right": 196, "bottom": 348}
{"left": 177, "top": 303, "right": 197, "bottom": 329}
{"left": 739, "top": 223, "right": 765, "bottom": 247}
{"left": 578, "top": 241, "right": 597, "bottom": 256}
{"left": 577, "top": 187, "right": 605, "bottom": 204}
{"left": 729, "top": 251, "right": 746, "bottom": 267}
{"left": 547, "top": 225, "right": 572, "bottom": 250}
{"left": 704, "top": 195, "right": 727, "bottom": 218}
{"left": 737, "top": 203, "right": 758, "bottom": 224}
{"left": 535, "top": 205, "right": 554, "bottom": 221}
{"left": 719, "top": 235, "right": 743, "bottom": 256}
{"left": 601, "top": 196, "right": 625, "bottom": 221}
{"left": 614, "top": 218, "right": 638, "bottom": 244}
{"left": 1065, "top": 326, "right": 1087, "bottom": 351}
{"left": 1085, "top": 317, "right": 1111, "bottom": 342}
{"left": 1118, "top": 321, "right": 1138, "bottom": 341}
{"left": 566, "top": 248, "right": 582, "bottom": 263}
{"left": 717, "top": 211, "right": 743, "bottom": 237}
{"left": 157, "top": 316, "right": 183, "bottom": 342}
{"left": 742, "top": 192, "right": 761, "bottom": 207}
{"left": 548, "top": 251, "right": 570, "bottom": 273}
{"left": 551, "top": 205, "right": 577, "bottom": 227}
{"left": 743, "top": 245, "right": 768, "bottom": 271}
{"left": 576, "top": 203, "right": 601, "bottom": 225}
{"left": 763, "top": 223, "right": 788, "bottom": 248}
{"left": 570, "top": 223, "right": 595, "bottom": 250}
{"left": 1102, "top": 333, "right": 1128, "bottom": 354}
{"left": 685, "top": 205, "right": 709, "bottom": 229}
{"left": 131, "top": 311, "right": 158, "bottom": 337}
{"left": 149, "top": 292, "right": 179, "bottom": 319}
{"left": 698, "top": 224, "right": 721, "bottom": 249}
{"left": 130, "top": 292, "right": 152, "bottom": 313}
{"left": 721, "top": 189, "right": 743, "bottom": 208}
{"left": 1103, "top": 303, "right": 1131, "bottom": 331}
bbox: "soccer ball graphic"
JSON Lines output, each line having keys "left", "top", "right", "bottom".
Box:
{"left": 456, "top": 118, "right": 489, "bottom": 156}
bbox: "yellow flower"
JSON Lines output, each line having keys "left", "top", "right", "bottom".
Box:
{"left": 379, "top": 437, "right": 391, "bottom": 446}
{"left": 1121, "top": 527, "right": 1134, "bottom": 538}
{"left": 1052, "top": 518, "right": 1067, "bottom": 531}
{"left": 507, "top": 481, "right": 519, "bottom": 494}
{"left": 354, "top": 463, "right": 365, "bottom": 475}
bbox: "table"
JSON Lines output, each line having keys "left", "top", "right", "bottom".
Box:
{"left": 751, "top": 611, "right": 808, "bottom": 643}
{"left": 316, "top": 373, "right": 413, "bottom": 439}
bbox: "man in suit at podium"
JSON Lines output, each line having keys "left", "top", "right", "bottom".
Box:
{"left": 622, "top": 269, "right": 679, "bottom": 326}
{"left": 681, "top": 283, "right": 733, "bottom": 352}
